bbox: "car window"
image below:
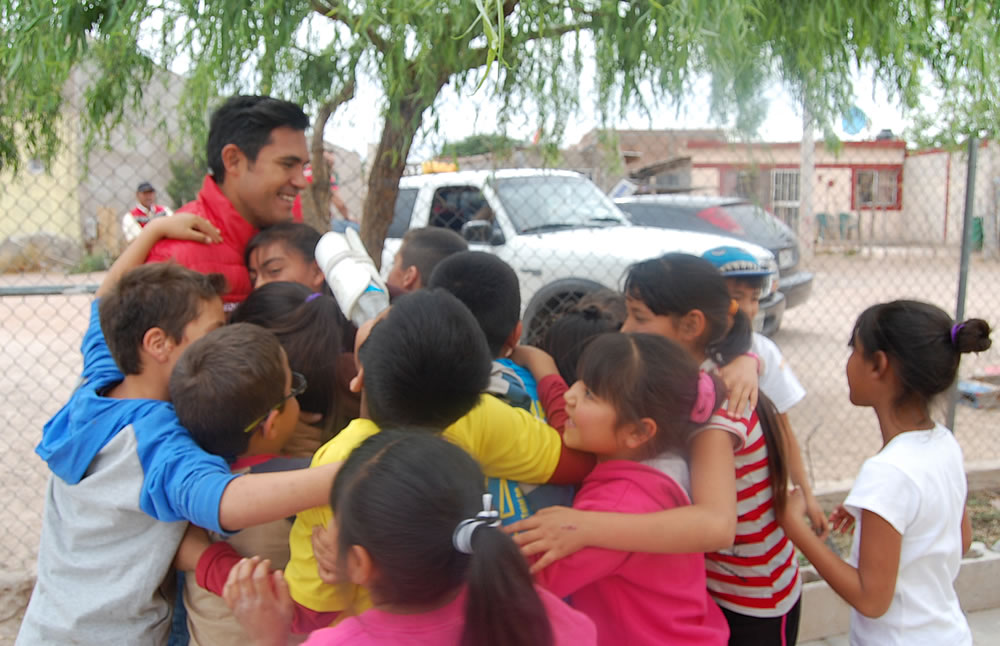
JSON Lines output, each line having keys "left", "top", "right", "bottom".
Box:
{"left": 494, "top": 175, "right": 625, "bottom": 233}
{"left": 429, "top": 187, "right": 493, "bottom": 233}
{"left": 618, "top": 202, "right": 719, "bottom": 235}
{"left": 388, "top": 188, "right": 418, "bottom": 238}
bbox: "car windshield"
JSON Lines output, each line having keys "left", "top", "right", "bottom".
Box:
{"left": 493, "top": 175, "right": 626, "bottom": 233}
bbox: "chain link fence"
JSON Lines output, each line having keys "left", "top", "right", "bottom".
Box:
{"left": 2, "top": 89, "right": 999, "bottom": 631}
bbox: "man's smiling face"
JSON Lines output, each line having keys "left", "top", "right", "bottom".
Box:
{"left": 229, "top": 126, "right": 309, "bottom": 229}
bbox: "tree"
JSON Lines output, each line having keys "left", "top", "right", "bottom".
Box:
{"left": 2, "top": 1, "right": 999, "bottom": 264}
{"left": 441, "top": 133, "right": 525, "bottom": 159}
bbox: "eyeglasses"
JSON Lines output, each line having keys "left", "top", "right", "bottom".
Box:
{"left": 243, "top": 371, "right": 308, "bottom": 434}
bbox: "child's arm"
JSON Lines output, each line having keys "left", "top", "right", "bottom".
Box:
{"left": 218, "top": 462, "right": 341, "bottom": 532}
{"left": 507, "top": 428, "right": 736, "bottom": 572}
{"left": 95, "top": 212, "right": 221, "bottom": 298}
{"left": 781, "top": 488, "right": 902, "bottom": 618}
{"left": 780, "top": 412, "right": 829, "bottom": 539}
{"left": 510, "top": 345, "right": 568, "bottom": 431}
{"left": 961, "top": 504, "right": 972, "bottom": 554}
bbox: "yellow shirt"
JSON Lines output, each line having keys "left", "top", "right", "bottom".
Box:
{"left": 284, "top": 394, "right": 565, "bottom": 613}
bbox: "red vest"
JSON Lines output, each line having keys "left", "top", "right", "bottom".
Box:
{"left": 129, "top": 204, "right": 168, "bottom": 227}
{"left": 145, "top": 176, "right": 258, "bottom": 306}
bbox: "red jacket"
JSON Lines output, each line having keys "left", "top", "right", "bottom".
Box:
{"left": 146, "top": 176, "right": 258, "bottom": 306}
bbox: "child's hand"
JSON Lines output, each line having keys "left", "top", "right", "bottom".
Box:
{"left": 149, "top": 212, "right": 222, "bottom": 245}
{"left": 828, "top": 504, "right": 856, "bottom": 534}
{"left": 718, "top": 354, "right": 759, "bottom": 416}
{"left": 804, "top": 492, "right": 831, "bottom": 540}
{"left": 222, "top": 557, "right": 292, "bottom": 646}
{"left": 173, "top": 523, "right": 212, "bottom": 572}
{"left": 509, "top": 345, "right": 558, "bottom": 380}
{"left": 779, "top": 487, "right": 808, "bottom": 535}
{"left": 505, "top": 506, "right": 589, "bottom": 574}
{"left": 312, "top": 521, "right": 341, "bottom": 585}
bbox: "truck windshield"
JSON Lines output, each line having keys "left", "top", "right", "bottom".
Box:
{"left": 493, "top": 175, "right": 626, "bottom": 233}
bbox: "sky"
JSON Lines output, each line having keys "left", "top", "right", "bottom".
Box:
{"left": 144, "top": 12, "right": 912, "bottom": 162}
{"left": 322, "top": 59, "right": 911, "bottom": 161}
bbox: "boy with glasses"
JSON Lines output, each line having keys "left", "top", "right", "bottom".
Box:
{"left": 17, "top": 216, "right": 340, "bottom": 646}
{"left": 168, "top": 324, "right": 312, "bottom": 646}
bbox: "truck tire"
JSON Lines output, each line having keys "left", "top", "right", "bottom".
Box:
{"left": 522, "top": 278, "right": 606, "bottom": 345}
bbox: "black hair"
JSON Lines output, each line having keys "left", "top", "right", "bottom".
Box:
{"left": 170, "top": 323, "right": 286, "bottom": 458}
{"left": 624, "top": 253, "right": 752, "bottom": 364}
{"left": 399, "top": 227, "right": 469, "bottom": 284}
{"left": 100, "top": 263, "right": 227, "bottom": 375}
{"left": 244, "top": 221, "right": 322, "bottom": 267}
{"left": 851, "top": 300, "right": 993, "bottom": 406}
{"left": 358, "top": 289, "right": 491, "bottom": 428}
{"left": 427, "top": 251, "right": 520, "bottom": 357}
{"left": 624, "top": 254, "right": 789, "bottom": 510}
{"left": 543, "top": 300, "right": 623, "bottom": 384}
{"left": 230, "top": 282, "right": 348, "bottom": 434}
{"left": 206, "top": 95, "right": 309, "bottom": 184}
{"left": 332, "top": 431, "right": 553, "bottom": 646}
{"left": 578, "top": 333, "right": 725, "bottom": 457}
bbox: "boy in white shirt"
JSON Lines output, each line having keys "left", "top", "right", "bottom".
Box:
{"left": 703, "top": 246, "right": 828, "bottom": 538}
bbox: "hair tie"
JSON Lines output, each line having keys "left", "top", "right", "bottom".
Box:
{"left": 950, "top": 323, "right": 965, "bottom": 347}
{"left": 690, "top": 371, "right": 715, "bottom": 424}
{"left": 305, "top": 292, "right": 321, "bottom": 303}
{"left": 728, "top": 299, "right": 740, "bottom": 316}
{"left": 452, "top": 493, "right": 501, "bottom": 554}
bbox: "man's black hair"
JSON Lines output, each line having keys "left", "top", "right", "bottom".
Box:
{"left": 427, "top": 251, "right": 520, "bottom": 357}
{"left": 206, "top": 95, "right": 309, "bottom": 184}
{"left": 357, "top": 289, "right": 491, "bottom": 429}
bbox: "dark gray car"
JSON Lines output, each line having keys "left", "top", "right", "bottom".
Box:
{"left": 615, "top": 194, "right": 813, "bottom": 335}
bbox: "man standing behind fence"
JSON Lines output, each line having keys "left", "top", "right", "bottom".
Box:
{"left": 145, "top": 96, "right": 310, "bottom": 308}
{"left": 122, "top": 181, "right": 172, "bottom": 243}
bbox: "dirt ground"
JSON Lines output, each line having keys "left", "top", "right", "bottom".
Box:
{"left": 0, "top": 247, "right": 998, "bottom": 639}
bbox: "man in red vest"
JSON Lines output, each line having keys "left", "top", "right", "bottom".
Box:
{"left": 145, "top": 96, "right": 309, "bottom": 308}
{"left": 122, "top": 182, "right": 172, "bottom": 243}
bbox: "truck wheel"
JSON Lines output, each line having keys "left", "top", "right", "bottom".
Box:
{"left": 522, "top": 279, "right": 605, "bottom": 345}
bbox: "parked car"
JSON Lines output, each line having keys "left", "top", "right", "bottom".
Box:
{"left": 615, "top": 194, "right": 814, "bottom": 334}
{"left": 384, "top": 170, "right": 783, "bottom": 341}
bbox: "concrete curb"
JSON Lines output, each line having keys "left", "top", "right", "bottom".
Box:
{"left": 799, "top": 542, "right": 1000, "bottom": 641}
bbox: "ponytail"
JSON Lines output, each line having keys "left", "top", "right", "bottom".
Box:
{"left": 754, "top": 393, "right": 788, "bottom": 514}
{"left": 462, "top": 526, "right": 553, "bottom": 646}
{"left": 707, "top": 309, "right": 753, "bottom": 365}
{"left": 331, "top": 431, "right": 554, "bottom": 646}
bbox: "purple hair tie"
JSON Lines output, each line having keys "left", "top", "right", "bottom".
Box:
{"left": 950, "top": 323, "right": 965, "bottom": 347}
{"left": 305, "top": 292, "right": 321, "bottom": 303}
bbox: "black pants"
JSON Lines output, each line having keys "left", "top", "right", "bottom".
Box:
{"left": 721, "top": 597, "right": 801, "bottom": 646}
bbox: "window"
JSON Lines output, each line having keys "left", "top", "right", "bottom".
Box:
{"left": 429, "top": 187, "right": 493, "bottom": 233}
{"left": 854, "top": 169, "right": 900, "bottom": 209}
{"left": 771, "top": 169, "right": 800, "bottom": 228}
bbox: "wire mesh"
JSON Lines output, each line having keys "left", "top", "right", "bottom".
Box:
{"left": 2, "top": 93, "right": 999, "bottom": 635}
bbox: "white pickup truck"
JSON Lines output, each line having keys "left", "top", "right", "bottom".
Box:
{"left": 382, "top": 169, "right": 780, "bottom": 341}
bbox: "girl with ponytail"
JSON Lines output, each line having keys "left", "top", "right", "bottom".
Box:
{"left": 223, "top": 430, "right": 596, "bottom": 646}
{"left": 781, "top": 301, "right": 991, "bottom": 644}
{"left": 510, "top": 253, "right": 800, "bottom": 645}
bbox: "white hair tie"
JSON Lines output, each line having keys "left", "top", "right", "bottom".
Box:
{"left": 452, "top": 493, "right": 501, "bottom": 554}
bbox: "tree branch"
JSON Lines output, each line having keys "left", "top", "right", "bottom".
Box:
{"left": 310, "top": 0, "right": 390, "bottom": 54}
{"left": 460, "top": 18, "right": 594, "bottom": 71}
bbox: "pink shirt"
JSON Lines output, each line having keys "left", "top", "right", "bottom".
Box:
{"left": 535, "top": 460, "right": 729, "bottom": 646}
{"left": 302, "top": 585, "right": 595, "bottom": 646}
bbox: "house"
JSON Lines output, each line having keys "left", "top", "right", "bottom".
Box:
{"left": 0, "top": 64, "right": 190, "bottom": 262}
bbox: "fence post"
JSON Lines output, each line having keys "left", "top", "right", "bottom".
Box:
{"left": 945, "top": 137, "right": 978, "bottom": 430}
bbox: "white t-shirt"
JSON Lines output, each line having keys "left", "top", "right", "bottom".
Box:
{"left": 843, "top": 424, "right": 971, "bottom": 646}
{"left": 753, "top": 332, "right": 805, "bottom": 414}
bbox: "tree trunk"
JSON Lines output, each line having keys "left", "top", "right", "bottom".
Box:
{"left": 359, "top": 94, "right": 433, "bottom": 268}
{"left": 303, "top": 80, "right": 356, "bottom": 233}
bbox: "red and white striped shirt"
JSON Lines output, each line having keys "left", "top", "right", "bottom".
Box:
{"left": 704, "top": 407, "right": 801, "bottom": 618}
